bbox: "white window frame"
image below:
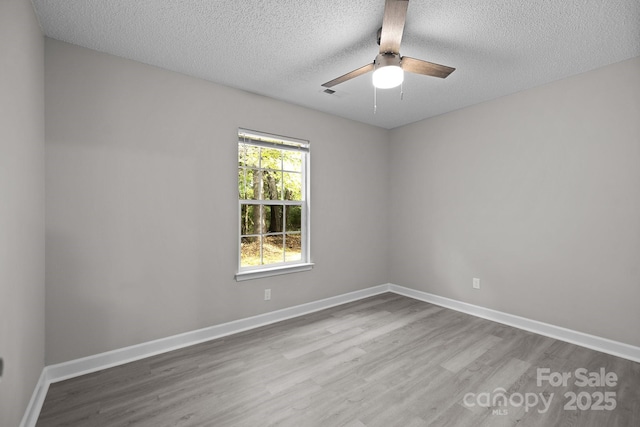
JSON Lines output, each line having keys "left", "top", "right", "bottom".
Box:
{"left": 235, "top": 128, "right": 312, "bottom": 281}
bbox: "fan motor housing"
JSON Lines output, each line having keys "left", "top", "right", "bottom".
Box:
{"left": 374, "top": 53, "right": 401, "bottom": 68}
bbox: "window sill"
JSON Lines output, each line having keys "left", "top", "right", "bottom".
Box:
{"left": 235, "top": 263, "right": 314, "bottom": 282}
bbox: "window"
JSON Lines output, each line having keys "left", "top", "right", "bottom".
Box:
{"left": 236, "top": 128, "right": 311, "bottom": 281}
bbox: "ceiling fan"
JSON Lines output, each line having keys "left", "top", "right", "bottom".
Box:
{"left": 321, "top": 0, "right": 455, "bottom": 90}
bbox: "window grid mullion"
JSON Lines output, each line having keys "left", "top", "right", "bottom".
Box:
{"left": 239, "top": 200, "right": 302, "bottom": 206}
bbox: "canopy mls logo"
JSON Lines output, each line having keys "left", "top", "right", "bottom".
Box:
{"left": 463, "top": 388, "right": 553, "bottom": 415}
{"left": 463, "top": 367, "right": 618, "bottom": 416}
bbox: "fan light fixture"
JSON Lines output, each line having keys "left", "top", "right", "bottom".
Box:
{"left": 372, "top": 53, "right": 404, "bottom": 89}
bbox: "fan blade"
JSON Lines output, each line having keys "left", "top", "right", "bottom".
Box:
{"left": 401, "top": 56, "right": 455, "bottom": 79}
{"left": 379, "top": 0, "right": 409, "bottom": 54}
{"left": 321, "top": 63, "right": 375, "bottom": 88}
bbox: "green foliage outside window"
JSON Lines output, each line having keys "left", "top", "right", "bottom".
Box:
{"left": 238, "top": 142, "right": 305, "bottom": 267}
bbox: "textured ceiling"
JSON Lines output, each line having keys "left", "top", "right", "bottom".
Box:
{"left": 33, "top": 0, "right": 640, "bottom": 129}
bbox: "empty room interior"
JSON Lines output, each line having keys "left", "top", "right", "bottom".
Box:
{"left": 2, "top": 0, "right": 639, "bottom": 426}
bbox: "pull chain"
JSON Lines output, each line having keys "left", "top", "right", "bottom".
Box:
{"left": 374, "top": 85, "right": 377, "bottom": 114}
{"left": 374, "top": 82, "right": 404, "bottom": 112}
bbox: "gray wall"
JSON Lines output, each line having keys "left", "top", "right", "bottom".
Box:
{"left": 0, "top": 0, "right": 45, "bottom": 425}
{"left": 45, "top": 39, "right": 390, "bottom": 364}
{"left": 390, "top": 57, "right": 640, "bottom": 347}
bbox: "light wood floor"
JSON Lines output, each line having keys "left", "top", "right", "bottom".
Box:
{"left": 37, "top": 293, "right": 640, "bottom": 426}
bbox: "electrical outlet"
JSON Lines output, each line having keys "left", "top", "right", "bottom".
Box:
{"left": 264, "top": 289, "right": 271, "bottom": 301}
{"left": 473, "top": 278, "right": 480, "bottom": 289}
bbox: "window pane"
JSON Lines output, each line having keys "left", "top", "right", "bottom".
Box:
{"left": 241, "top": 236, "right": 262, "bottom": 267}
{"left": 261, "top": 148, "right": 282, "bottom": 171}
{"left": 238, "top": 168, "right": 247, "bottom": 199}
{"left": 263, "top": 171, "right": 282, "bottom": 200}
{"left": 286, "top": 205, "right": 302, "bottom": 231}
{"left": 250, "top": 169, "right": 264, "bottom": 200}
{"left": 263, "top": 235, "right": 284, "bottom": 265}
{"left": 283, "top": 151, "right": 302, "bottom": 172}
{"left": 239, "top": 144, "right": 260, "bottom": 168}
{"left": 262, "top": 205, "right": 272, "bottom": 233}
{"left": 244, "top": 169, "right": 257, "bottom": 199}
{"left": 283, "top": 172, "right": 302, "bottom": 201}
{"left": 285, "top": 233, "right": 302, "bottom": 262}
{"left": 238, "top": 168, "right": 258, "bottom": 199}
{"left": 240, "top": 204, "right": 264, "bottom": 235}
{"left": 266, "top": 204, "right": 283, "bottom": 233}
{"left": 238, "top": 169, "right": 262, "bottom": 200}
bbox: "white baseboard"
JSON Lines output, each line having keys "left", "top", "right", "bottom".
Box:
{"left": 388, "top": 283, "right": 640, "bottom": 364}
{"left": 19, "top": 370, "right": 49, "bottom": 427}
{"left": 21, "top": 282, "right": 640, "bottom": 426}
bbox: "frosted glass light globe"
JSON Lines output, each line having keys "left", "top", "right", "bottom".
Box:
{"left": 372, "top": 65, "right": 404, "bottom": 89}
